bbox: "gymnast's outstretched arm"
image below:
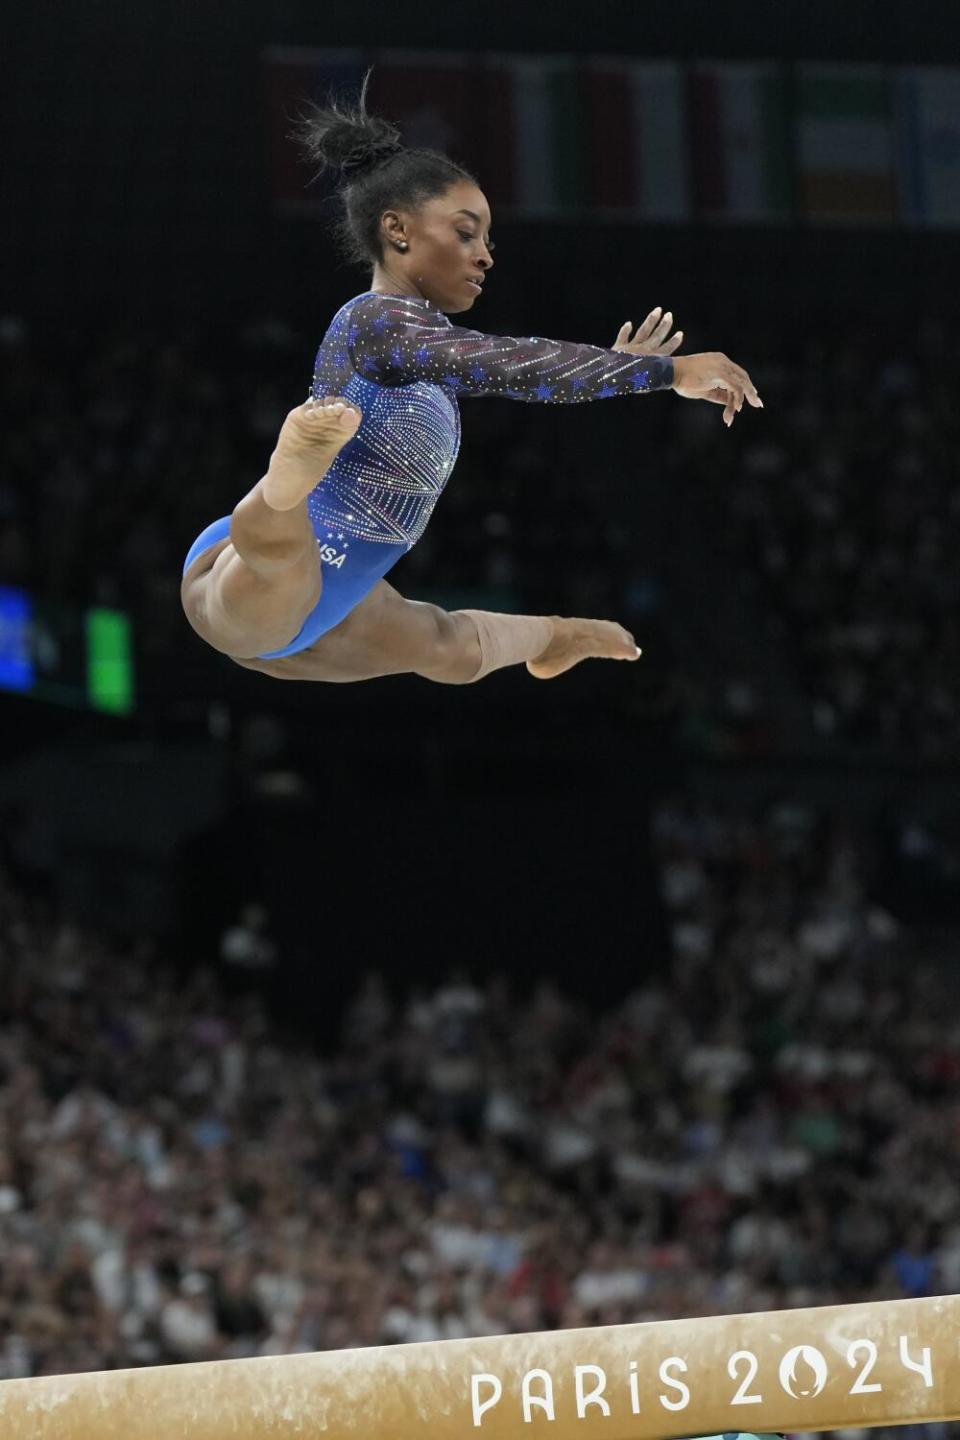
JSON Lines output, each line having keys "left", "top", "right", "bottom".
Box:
{"left": 344, "top": 292, "right": 761, "bottom": 424}
{"left": 345, "top": 292, "right": 673, "bottom": 400}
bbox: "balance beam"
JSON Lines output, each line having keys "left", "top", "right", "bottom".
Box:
{"left": 0, "top": 1293, "right": 956, "bottom": 1439}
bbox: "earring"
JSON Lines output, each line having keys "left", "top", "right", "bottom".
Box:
{"left": 395, "top": 241, "right": 408, "bottom": 252}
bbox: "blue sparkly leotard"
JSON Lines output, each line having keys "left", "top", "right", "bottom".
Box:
{"left": 182, "top": 292, "right": 674, "bottom": 658}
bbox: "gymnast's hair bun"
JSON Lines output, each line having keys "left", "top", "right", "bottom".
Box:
{"left": 294, "top": 69, "right": 403, "bottom": 183}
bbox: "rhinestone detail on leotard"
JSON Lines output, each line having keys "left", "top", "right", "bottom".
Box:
{"left": 307, "top": 292, "right": 673, "bottom": 550}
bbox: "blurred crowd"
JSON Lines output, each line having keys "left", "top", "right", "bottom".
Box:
{"left": 0, "top": 793, "right": 957, "bottom": 1389}
{"left": 2, "top": 309, "right": 959, "bottom": 753}
{"left": 724, "top": 319, "right": 960, "bottom": 756}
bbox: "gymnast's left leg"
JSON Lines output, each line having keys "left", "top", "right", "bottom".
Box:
{"left": 454, "top": 606, "right": 641, "bottom": 682}
{"left": 273, "top": 580, "right": 640, "bottom": 684}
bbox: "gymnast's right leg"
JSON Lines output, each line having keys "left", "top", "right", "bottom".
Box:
{"left": 180, "top": 398, "right": 360, "bottom": 659}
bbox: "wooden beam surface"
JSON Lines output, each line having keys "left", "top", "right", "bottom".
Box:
{"left": 0, "top": 1293, "right": 956, "bottom": 1439}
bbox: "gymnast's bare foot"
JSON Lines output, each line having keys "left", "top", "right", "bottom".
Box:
{"left": 261, "top": 397, "right": 362, "bottom": 511}
{"left": 527, "top": 618, "right": 641, "bottom": 679}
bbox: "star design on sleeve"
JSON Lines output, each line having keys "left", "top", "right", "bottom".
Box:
{"left": 598, "top": 382, "right": 618, "bottom": 399}
{"left": 630, "top": 370, "right": 651, "bottom": 391}
{"left": 535, "top": 382, "right": 555, "bottom": 401}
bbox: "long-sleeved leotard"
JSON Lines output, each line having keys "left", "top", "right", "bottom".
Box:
{"left": 182, "top": 291, "right": 674, "bottom": 658}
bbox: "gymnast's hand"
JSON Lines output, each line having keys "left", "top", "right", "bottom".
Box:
{"left": 613, "top": 307, "right": 683, "bottom": 357}
{"left": 671, "top": 352, "right": 763, "bottom": 427}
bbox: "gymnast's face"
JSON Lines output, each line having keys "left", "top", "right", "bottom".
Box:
{"left": 378, "top": 181, "right": 495, "bottom": 314}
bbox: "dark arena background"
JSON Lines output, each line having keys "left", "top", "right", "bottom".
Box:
{"left": 3, "top": 0, "right": 960, "bottom": 1430}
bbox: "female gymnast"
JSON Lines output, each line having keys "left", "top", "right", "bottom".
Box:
{"left": 181, "top": 77, "right": 761, "bottom": 686}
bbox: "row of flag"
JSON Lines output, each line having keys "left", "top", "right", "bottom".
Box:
{"left": 263, "top": 47, "right": 960, "bottom": 228}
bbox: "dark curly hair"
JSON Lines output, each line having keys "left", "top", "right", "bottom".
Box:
{"left": 292, "top": 69, "right": 476, "bottom": 268}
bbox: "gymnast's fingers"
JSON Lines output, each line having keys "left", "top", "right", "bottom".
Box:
{"left": 651, "top": 309, "right": 674, "bottom": 345}
{"left": 741, "top": 367, "right": 763, "bottom": 407}
{"left": 633, "top": 307, "right": 662, "bottom": 344}
{"left": 725, "top": 362, "right": 762, "bottom": 408}
{"left": 719, "top": 374, "right": 744, "bottom": 426}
